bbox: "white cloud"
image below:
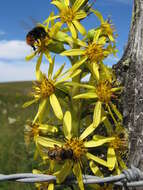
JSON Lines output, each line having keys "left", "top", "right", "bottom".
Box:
{"left": 0, "top": 40, "right": 31, "bottom": 60}
{"left": 0, "top": 60, "right": 70, "bottom": 82}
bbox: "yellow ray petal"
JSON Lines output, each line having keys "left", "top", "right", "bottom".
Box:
{"left": 55, "top": 160, "right": 73, "bottom": 183}
{"left": 65, "top": 82, "right": 96, "bottom": 90}
{"left": 67, "top": 22, "right": 77, "bottom": 39}
{"left": 25, "top": 52, "right": 36, "bottom": 61}
{"left": 64, "top": 0, "right": 69, "bottom": 6}
{"left": 80, "top": 123, "right": 95, "bottom": 140}
{"left": 66, "top": 56, "right": 87, "bottom": 73}
{"left": 73, "top": 162, "right": 84, "bottom": 190}
{"left": 72, "top": 0, "right": 86, "bottom": 12}
{"left": 107, "top": 147, "right": 116, "bottom": 171}
{"left": 91, "top": 9, "right": 104, "bottom": 24}
{"left": 89, "top": 161, "right": 103, "bottom": 176}
{"left": 73, "top": 20, "right": 86, "bottom": 36}
{"left": 39, "top": 124, "right": 58, "bottom": 134}
{"left": 61, "top": 49, "right": 85, "bottom": 56}
{"left": 51, "top": 1, "right": 64, "bottom": 10}
{"left": 75, "top": 10, "right": 87, "bottom": 20}
{"left": 53, "top": 63, "right": 65, "bottom": 80}
{"left": 110, "top": 102, "right": 123, "bottom": 121}
{"left": 48, "top": 183, "right": 54, "bottom": 190}
{"left": 84, "top": 137, "right": 115, "bottom": 148}
{"left": 92, "top": 62, "right": 99, "bottom": 80}
{"left": 49, "top": 94, "right": 63, "bottom": 120}
{"left": 22, "top": 99, "right": 38, "bottom": 108}
{"left": 63, "top": 111, "right": 72, "bottom": 139}
{"left": 74, "top": 92, "right": 97, "bottom": 99}
{"left": 86, "top": 152, "right": 108, "bottom": 167}
{"left": 93, "top": 101, "right": 102, "bottom": 128}
{"left": 55, "top": 69, "right": 81, "bottom": 85}
{"left": 93, "top": 29, "right": 101, "bottom": 42}
{"left": 36, "top": 53, "right": 43, "bottom": 81}
{"left": 33, "top": 99, "right": 47, "bottom": 124}
{"left": 37, "top": 136, "right": 63, "bottom": 148}
{"left": 118, "top": 154, "right": 127, "bottom": 169}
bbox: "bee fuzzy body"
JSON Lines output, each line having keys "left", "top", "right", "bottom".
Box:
{"left": 48, "top": 145, "right": 73, "bottom": 161}
{"left": 26, "top": 26, "right": 47, "bottom": 50}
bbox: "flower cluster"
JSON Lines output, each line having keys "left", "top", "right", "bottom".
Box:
{"left": 23, "top": 0, "right": 128, "bottom": 190}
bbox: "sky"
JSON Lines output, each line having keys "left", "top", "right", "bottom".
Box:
{"left": 0, "top": 0, "right": 133, "bottom": 82}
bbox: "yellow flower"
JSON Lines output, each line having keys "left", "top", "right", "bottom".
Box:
{"left": 36, "top": 111, "right": 115, "bottom": 190}
{"left": 24, "top": 121, "right": 58, "bottom": 147}
{"left": 61, "top": 30, "right": 113, "bottom": 76}
{"left": 25, "top": 13, "right": 68, "bottom": 66}
{"left": 106, "top": 124, "right": 129, "bottom": 174}
{"left": 67, "top": 64, "right": 122, "bottom": 127}
{"left": 50, "top": 0, "right": 88, "bottom": 38}
{"left": 23, "top": 58, "right": 81, "bottom": 122}
{"left": 91, "top": 9, "right": 115, "bottom": 42}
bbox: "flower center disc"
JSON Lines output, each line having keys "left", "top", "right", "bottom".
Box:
{"left": 65, "top": 138, "right": 86, "bottom": 160}
{"left": 60, "top": 8, "right": 75, "bottom": 23}
{"left": 85, "top": 43, "right": 105, "bottom": 62}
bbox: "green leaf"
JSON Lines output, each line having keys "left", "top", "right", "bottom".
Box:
{"left": 49, "top": 94, "right": 63, "bottom": 120}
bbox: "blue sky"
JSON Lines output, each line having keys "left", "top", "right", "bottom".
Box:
{"left": 0, "top": 0, "right": 133, "bottom": 82}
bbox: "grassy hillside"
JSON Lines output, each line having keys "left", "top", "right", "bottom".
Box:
{"left": 0, "top": 81, "right": 37, "bottom": 190}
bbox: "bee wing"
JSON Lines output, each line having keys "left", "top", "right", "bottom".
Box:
{"left": 20, "top": 20, "right": 32, "bottom": 31}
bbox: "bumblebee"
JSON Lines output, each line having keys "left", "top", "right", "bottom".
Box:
{"left": 47, "top": 145, "right": 73, "bottom": 161}
{"left": 26, "top": 26, "right": 47, "bottom": 50}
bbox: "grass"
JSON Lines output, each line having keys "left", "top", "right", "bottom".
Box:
{"left": 0, "top": 81, "right": 37, "bottom": 190}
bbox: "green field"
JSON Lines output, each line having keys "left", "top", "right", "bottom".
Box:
{"left": 0, "top": 81, "right": 37, "bottom": 190}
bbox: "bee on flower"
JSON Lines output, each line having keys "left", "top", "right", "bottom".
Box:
{"left": 36, "top": 111, "right": 115, "bottom": 190}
